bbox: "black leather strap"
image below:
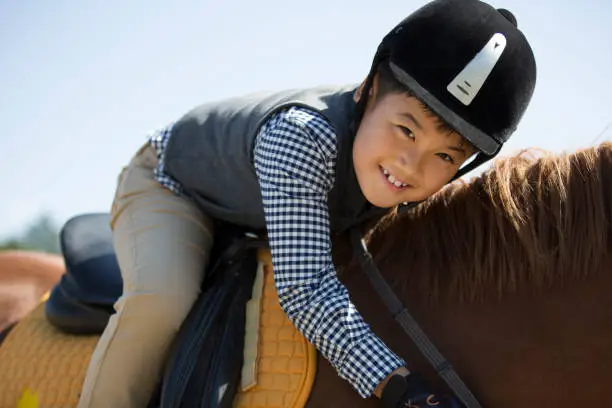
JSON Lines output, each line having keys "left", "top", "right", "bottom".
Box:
{"left": 350, "top": 228, "right": 483, "bottom": 408}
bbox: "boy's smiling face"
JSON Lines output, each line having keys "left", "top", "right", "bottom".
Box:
{"left": 352, "top": 75, "right": 476, "bottom": 208}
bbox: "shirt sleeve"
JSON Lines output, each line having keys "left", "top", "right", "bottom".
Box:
{"left": 253, "top": 106, "right": 405, "bottom": 398}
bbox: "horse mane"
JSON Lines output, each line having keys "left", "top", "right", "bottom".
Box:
{"left": 367, "top": 142, "right": 612, "bottom": 303}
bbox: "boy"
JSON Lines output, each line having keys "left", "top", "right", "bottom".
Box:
{"left": 78, "top": 0, "right": 536, "bottom": 406}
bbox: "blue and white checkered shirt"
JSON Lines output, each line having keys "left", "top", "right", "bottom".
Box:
{"left": 148, "top": 106, "right": 404, "bottom": 398}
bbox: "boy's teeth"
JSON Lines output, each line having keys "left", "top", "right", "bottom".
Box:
{"left": 383, "top": 166, "right": 407, "bottom": 188}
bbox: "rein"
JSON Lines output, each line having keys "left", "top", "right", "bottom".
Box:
{"left": 350, "top": 228, "right": 483, "bottom": 408}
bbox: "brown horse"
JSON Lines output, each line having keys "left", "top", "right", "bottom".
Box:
{"left": 0, "top": 251, "right": 64, "bottom": 339}
{"left": 306, "top": 142, "right": 612, "bottom": 407}
{"left": 2, "top": 142, "right": 611, "bottom": 407}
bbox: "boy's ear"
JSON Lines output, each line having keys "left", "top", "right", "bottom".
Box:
{"left": 353, "top": 80, "right": 366, "bottom": 103}
{"left": 353, "top": 73, "right": 380, "bottom": 104}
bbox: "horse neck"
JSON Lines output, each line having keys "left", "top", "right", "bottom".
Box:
{"left": 366, "top": 143, "right": 612, "bottom": 303}
{"left": 337, "top": 241, "right": 612, "bottom": 407}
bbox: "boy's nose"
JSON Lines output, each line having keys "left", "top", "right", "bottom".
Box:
{"left": 397, "top": 149, "right": 422, "bottom": 178}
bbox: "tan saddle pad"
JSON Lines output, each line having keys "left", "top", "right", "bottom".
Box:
{"left": 0, "top": 250, "right": 317, "bottom": 408}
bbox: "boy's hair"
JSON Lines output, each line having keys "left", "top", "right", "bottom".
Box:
{"left": 374, "top": 60, "right": 478, "bottom": 153}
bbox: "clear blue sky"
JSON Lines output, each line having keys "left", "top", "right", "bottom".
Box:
{"left": 1, "top": 0, "right": 611, "bottom": 238}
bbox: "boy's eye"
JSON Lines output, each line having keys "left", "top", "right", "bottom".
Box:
{"left": 437, "top": 153, "right": 455, "bottom": 164}
{"left": 397, "top": 125, "right": 456, "bottom": 165}
{"left": 399, "top": 125, "right": 415, "bottom": 140}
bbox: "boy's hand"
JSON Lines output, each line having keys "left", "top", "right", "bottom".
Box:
{"left": 374, "top": 366, "right": 411, "bottom": 398}
{"left": 379, "top": 370, "right": 462, "bottom": 408}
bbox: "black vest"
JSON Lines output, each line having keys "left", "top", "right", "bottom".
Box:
{"left": 163, "top": 85, "right": 389, "bottom": 233}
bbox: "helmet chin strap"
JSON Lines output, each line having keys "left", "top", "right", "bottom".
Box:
{"left": 451, "top": 149, "right": 499, "bottom": 181}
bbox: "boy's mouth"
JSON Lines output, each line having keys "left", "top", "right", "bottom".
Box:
{"left": 380, "top": 165, "right": 411, "bottom": 189}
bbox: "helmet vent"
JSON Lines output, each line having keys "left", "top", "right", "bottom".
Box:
{"left": 446, "top": 33, "right": 507, "bottom": 106}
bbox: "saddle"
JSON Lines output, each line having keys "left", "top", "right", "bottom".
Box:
{"left": 44, "top": 213, "right": 272, "bottom": 407}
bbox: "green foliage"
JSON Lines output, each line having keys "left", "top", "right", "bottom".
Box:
{"left": 0, "top": 213, "right": 61, "bottom": 253}
{"left": 0, "top": 239, "right": 32, "bottom": 251}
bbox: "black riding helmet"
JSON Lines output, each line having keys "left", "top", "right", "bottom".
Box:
{"left": 356, "top": 0, "right": 537, "bottom": 180}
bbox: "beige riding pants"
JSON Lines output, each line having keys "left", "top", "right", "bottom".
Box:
{"left": 78, "top": 143, "right": 215, "bottom": 408}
